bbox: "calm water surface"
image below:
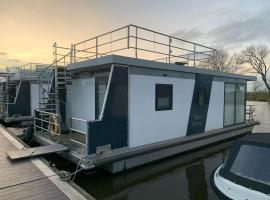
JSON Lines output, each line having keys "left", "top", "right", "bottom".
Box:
{"left": 47, "top": 101, "right": 270, "bottom": 200}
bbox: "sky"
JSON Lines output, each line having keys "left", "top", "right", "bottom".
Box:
{"left": 0, "top": 0, "right": 270, "bottom": 69}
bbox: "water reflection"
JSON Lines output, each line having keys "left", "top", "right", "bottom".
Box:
{"left": 73, "top": 143, "right": 230, "bottom": 200}
{"left": 186, "top": 162, "right": 208, "bottom": 200}
{"left": 250, "top": 101, "right": 270, "bottom": 133}
{"left": 45, "top": 101, "right": 270, "bottom": 200}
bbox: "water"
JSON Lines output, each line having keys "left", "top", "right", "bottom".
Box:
{"left": 249, "top": 101, "right": 270, "bottom": 133}
{"left": 46, "top": 101, "right": 270, "bottom": 200}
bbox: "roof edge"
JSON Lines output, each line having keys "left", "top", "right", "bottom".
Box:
{"left": 67, "top": 55, "right": 256, "bottom": 81}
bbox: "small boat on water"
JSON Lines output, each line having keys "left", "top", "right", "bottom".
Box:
{"left": 211, "top": 133, "right": 270, "bottom": 200}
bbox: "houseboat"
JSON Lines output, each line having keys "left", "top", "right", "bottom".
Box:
{"left": 211, "top": 133, "right": 270, "bottom": 200}
{"left": 0, "top": 63, "right": 48, "bottom": 125}
{"left": 31, "top": 25, "right": 259, "bottom": 173}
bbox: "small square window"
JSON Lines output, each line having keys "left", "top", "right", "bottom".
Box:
{"left": 198, "top": 88, "right": 206, "bottom": 106}
{"left": 155, "top": 84, "right": 173, "bottom": 111}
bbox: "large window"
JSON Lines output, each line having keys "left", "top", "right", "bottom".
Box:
{"left": 155, "top": 84, "right": 173, "bottom": 111}
{"left": 224, "top": 84, "right": 236, "bottom": 126}
{"left": 235, "top": 85, "right": 246, "bottom": 123}
{"left": 224, "top": 83, "right": 246, "bottom": 126}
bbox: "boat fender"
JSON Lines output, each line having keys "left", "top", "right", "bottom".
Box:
{"left": 23, "top": 126, "right": 34, "bottom": 143}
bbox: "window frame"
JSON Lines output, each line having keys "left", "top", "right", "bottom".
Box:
{"left": 95, "top": 74, "right": 109, "bottom": 119}
{"left": 155, "top": 84, "right": 173, "bottom": 111}
{"left": 223, "top": 83, "right": 246, "bottom": 127}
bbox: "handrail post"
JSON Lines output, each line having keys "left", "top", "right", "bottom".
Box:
{"left": 127, "top": 26, "right": 130, "bottom": 49}
{"left": 168, "top": 37, "right": 172, "bottom": 63}
{"left": 193, "top": 44, "right": 196, "bottom": 67}
{"left": 73, "top": 45, "right": 76, "bottom": 63}
{"left": 58, "top": 114, "right": 61, "bottom": 143}
{"left": 34, "top": 110, "right": 36, "bottom": 133}
{"left": 86, "top": 122, "right": 89, "bottom": 156}
{"left": 69, "top": 118, "right": 72, "bottom": 148}
{"left": 53, "top": 42, "right": 57, "bottom": 62}
{"left": 70, "top": 44, "right": 74, "bottom": 63}
{"left": 96, "top": 37, "right": 98, "bottom": 58}
{"left": 135, "top": 27, "right": 138, "bottom": 58}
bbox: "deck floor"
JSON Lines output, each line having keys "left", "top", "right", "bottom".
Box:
{"left": 0, "top": 126, "right": 90, "bottom": 200}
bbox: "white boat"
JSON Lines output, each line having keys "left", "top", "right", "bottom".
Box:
{"left": 211, "top": 133, "right": 270, "bottom": 200}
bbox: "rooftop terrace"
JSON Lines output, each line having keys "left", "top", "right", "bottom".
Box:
{"left": 54, "top": 24, "right": 217, "bottom": 68}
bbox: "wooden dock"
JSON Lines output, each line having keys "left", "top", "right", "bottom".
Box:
{"left": 0, "top": 125, "right": 94, "bottom": 200}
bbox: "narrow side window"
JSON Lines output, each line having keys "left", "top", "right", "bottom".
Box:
{"left": 155, "top": 84, "right": 173, "bottom": 111}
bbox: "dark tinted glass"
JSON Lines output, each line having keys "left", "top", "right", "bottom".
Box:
{"left": 155, "top": 84, "right": 173, "bottom": 111}
{"left": 231, "top": 145, "right": 270, "bottom": 186}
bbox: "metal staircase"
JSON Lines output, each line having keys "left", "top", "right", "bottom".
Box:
{"left": 38, "top": 60, "right": 71, "bottom": 114}
{"left": 35, "top": 43, "right": 72, "bottom": 141}
{"left": 0, "top": 73, "right": 19, "bottom": 114}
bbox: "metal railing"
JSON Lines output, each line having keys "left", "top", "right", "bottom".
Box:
{"left": 37, "top": 51, "right": 72, "bottom": 113}
{"left": 70, "top": 24, "right": 217, "bottom": 67}
{"left": 34, "top": 109, "right": 62, "bottom": 142}
{"left": 246, "top": 104, "right": 256, "bottom": 121}
{"left": 69, "top": 117, "right": 88, "bottom": 153}
{"left": 7, "top": 63, "right": 48, "bottom": 78}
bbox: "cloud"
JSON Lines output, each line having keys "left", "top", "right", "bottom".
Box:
{"left": 0, "top": 52, "right": 7, "bottom": 56}
{"left": 7, "top": 58, "right": 20, "bottom": 63}
{"left": 210, "top": 10, "right": 270, "bottom": 48}
{"left": 172, "top": 9, "right": 270, "bottom": 51}
{"left": 171, "top": 29, "right": 203, "bottom": 41}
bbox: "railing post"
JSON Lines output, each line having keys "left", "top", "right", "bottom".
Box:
{"left": 193, "top": 44, "right": 196, "bottom": 67}
{"left": 58, "top": 114, "right": 62, "bottom": 144}
{"left": 69, "top": 118, "right": 72, "bottom": 148}
{"left": 135, "top": 27, "right": 138, "bottom": 58}
{"left": 41, "top": 111, "right": 43, "bottom": 134}
{"left": 127, "top": 26, "right": 130, "bottom": 49}
{"left": 168, "top": 37, "right": 172, "bottom": 63}
{"left": 73, "top": 45, "right": 76, "bottom": 63}
{"left": 34, "top": 110, "right": 36, "bottom": 133}
{"left": 96, "top": 37, "right": 98, "bottom": 59}
{"left": 53, "top": 42, "right": 57, "bottom": 62}
{"left": 70, "top": 44, "right": 73, "bottom": 63}
{"left": 86, "top": 122, "right": 90, "bottom": 156}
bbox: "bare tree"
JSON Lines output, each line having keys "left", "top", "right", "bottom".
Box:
{"left": 204, "top": 49, "right": 239, "bottom": 73}
{"left": 238, "top": 45, "right": 270, "bottom": 94}
{"left": 251, "top": 80, "right": 262, "bottom": 95}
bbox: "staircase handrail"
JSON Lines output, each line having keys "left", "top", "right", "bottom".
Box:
{"left": 37, "top": 51, "right": 71, "bottom": 94}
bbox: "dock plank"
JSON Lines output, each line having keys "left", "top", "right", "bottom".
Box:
{"left": 0, "top": 126, "right": 90, "bottom": 200}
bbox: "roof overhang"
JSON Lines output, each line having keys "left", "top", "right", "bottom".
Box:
{"left": 67, "top": 55, "right": 256, "bottom": 81}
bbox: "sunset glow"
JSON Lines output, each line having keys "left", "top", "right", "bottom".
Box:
{"left": 0, "top": 0, "right": 269, "bottom": 69}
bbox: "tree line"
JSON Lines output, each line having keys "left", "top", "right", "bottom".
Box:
{"left": 204, "top": 44, "right": 270, "bottom": 96}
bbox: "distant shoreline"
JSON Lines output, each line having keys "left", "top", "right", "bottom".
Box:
{"left": 247, "top": 93, "right": 270, "bottom": 102}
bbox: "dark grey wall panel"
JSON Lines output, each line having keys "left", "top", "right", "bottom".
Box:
{"left": 187, "top": 74, "right": 213, "bottom": 135}
{"left": 8, "top": 81, "right": 31, "bottom": 117}
{"left": 87, "top": 66, "right": 128, "bottom": 154}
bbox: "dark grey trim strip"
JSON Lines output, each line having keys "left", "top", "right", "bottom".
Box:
{"left": 213, "top": 77, "right": 246, "bottom": 84}
{"left": 88, "top": 121, "right": 259, "bottom": 167}
{"left": 67, "top": 55, "right": 256, "bottom": 81}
